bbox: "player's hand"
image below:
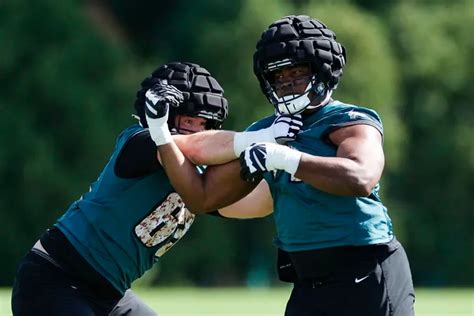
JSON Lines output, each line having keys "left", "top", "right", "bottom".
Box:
{"left": 271, "top": 114, "right": 303, "bottom": 144}
{"left": 239, "top": 142, "right": 302, "bottom": 183}
{"left": 240, "top": 143, "right": 268, "bottom": 183}
{"left": 233, "top": 114, "right": 303, "bottom": 157}
{"left": 145, "top": 80, "right": 184, "bottom": 119}
{"left": 145, "top": 81, "right": 184, "bottom": 146}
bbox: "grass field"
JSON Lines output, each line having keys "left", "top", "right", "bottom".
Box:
{"left": 1, "top": 287, "right": 472, "bottom": 315}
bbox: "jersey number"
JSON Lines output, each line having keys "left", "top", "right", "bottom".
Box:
{"left": 134, "top": 192, "right": 195, "bottom": 258}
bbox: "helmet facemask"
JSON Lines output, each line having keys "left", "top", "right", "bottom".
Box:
{"left": 262, "top": 60, "right": 333, "bottom": 115}
{"left": 168, "top": 91, "right": 227, "bottom": 134}
{"left": 169, "top": 110, "right": 223, "bottom": 135}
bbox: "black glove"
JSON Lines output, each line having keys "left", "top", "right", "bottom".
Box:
{"left": 239, "top": 142, "right": 302, "bottom": 183}
{"left": 239, "top": 143, "right": 268, "bottom": 183}
{"left": 145, "top": 80, "right": 184, "bottom": 146}
{"left": 145, "top": 80, "right": 184, "bottom": 119}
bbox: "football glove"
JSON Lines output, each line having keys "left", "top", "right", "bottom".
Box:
{"left": 239, "top": 142, "right": 302, "bottom": 183}
{"left": 145, "top": 81, "right": 184, "bottom": 146}
{"left": 272, "top": 114, "right": 304, "bottom": 144}
{"left": 233, "top": 114, "right": 303, "bottom": 157}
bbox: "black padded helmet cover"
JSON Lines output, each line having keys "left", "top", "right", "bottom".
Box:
{"left": 253, "top": 15, "right": 346, "bottom": 104}
{"left": 134, "top": 62, "right": 228, "bottom": 129}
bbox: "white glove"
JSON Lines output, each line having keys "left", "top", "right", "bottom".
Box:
{"left": 233, "top": 114, "right": 303, "bottom": 157}
{"left": 145, "top": 81, "right": 184, "bottom": 146}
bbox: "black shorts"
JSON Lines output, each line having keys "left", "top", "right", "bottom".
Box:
{"left": 283, "top": 238, "right": 415, "bottom": 316}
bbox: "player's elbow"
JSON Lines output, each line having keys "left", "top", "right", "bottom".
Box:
{"left": 352, "top": 182, "right": 375, "bottom": 197}
{"left": 174, "top": 135, "right": 203, "bottom": 165}
{"left": 348, "top": 169, "right": 380, "bottom": 197}
{"left": 181, "top": 144, "right": 202, "bottom": 165}
{"left": 185, "top": 199, "right": 218, "bottom": 215}
{"left": 185, "top": 202, "right": 209, "bottom": 215}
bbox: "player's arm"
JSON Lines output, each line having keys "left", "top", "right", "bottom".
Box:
{"left": 296, "top": 124, "right": 384, "bottom": 196}
{"left": 143, "top": 82, "right": 300, "bottom": 213}
{"left": 143, "top": 82, "right": 257, "bottom": 213}
{"left": 218, "top": 180, "right": 273, "bottom": 219}
{"left": 173, "top": 131, "right": 235, "bottom": 165}
{"left": 241, "top": 124, "right": 384, "bottom": 197}
{"left": 158, "top": 141, "right": 258, "bottom": 214}
{"left": 173, "top": 115, "right": 303, "bottom": 166}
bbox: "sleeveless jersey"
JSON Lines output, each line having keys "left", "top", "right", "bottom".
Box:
{"left": 247, "top": 101, "right": 393, "bottom": 252}
{"left": 55, "top": 124, "right": 195, "bottom": 294}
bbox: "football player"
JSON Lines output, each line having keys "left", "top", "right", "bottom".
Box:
{"left": 11, "top": 61, "right": 301, "bottom": 316}
{"left": 147, "top": 15, "right": 415, "bottom": 316}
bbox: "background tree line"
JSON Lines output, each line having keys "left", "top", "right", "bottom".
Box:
{"left": 0, "top": 0, "right": 472, "bottom": 287}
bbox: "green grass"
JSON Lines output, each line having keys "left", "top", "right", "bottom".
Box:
{"left": 1, "top": 287, "right": 473, "bottom": 315}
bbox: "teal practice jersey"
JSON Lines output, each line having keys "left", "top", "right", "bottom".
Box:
{"left": 55, "top": 125, "right": 195, "bottom": 294}
{"left": 248, "top": 101, "right": 393, "bottom": 252}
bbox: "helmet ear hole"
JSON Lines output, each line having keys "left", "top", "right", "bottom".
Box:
{"left": 134, "top": 62, "right": 228, "bottom": 130}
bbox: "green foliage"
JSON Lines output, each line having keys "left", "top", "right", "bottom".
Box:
{"left": 0, "top": 0, "right": 135, "bottom": 284}
{"left": 0, "top": 0, "right": 472, "bottom": 287}
{"left": 389, "top": 1, "right": 474, "bottom": 285}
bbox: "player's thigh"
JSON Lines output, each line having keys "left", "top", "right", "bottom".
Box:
{"left": 340, "top": 245, "right": 415, "bottom": 316}
{"left": 284, "top": 285, "right": 320, "bottom": 316}
{"left": 287, "top": 282, "right": 389, "bottom": 316}
{"left": 109, "top": 289, "right": 157, "bottom": 316}
{"left": 11, "top": 252, "right": 95, "bottom": 316}
{"left": 379, "top": 245, "right": 415, "bottom": 316}
{"left": 342, "top": 258, "right": 391, "bottom": 315}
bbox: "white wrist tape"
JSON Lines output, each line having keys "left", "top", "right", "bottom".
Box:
{"left": 146, "top": 117, "right": 172, "bottom": 146}
{"left": 266, "top": 146, "right": 302, "bottom": 176}
{"left": 233, "top": 128, "right": 274, "bottom": 157}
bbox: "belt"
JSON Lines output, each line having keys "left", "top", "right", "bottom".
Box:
{"left": 295, "top": 276, "right": 338, "bottom": 288}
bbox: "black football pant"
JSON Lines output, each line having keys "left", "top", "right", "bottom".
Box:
{"left": 11, "top": 251, "right": 156, "bottom": 316}
{"left": 12, "top": 251, "right": 121, "bottom": 315}
{"left": 284, "top": 243, "right": 415, "bottom": 316}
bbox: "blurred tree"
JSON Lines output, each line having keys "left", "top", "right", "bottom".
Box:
{"left": 390, "top": 1, "right": 474, "bottom": 285}
{"left": 109, "top": 0, "right": 242, "bottom": 59}
{"left": 0, "top": 0, "right": 472, "bottom": 288}
{"left": 0, "top": 0, "right": 136, "bottom": 284}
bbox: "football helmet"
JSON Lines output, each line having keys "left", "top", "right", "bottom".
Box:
{"left": 253, "top": 15, "right": 346, "bottom": 114}
{"left": 135, "top": 62, "right": 228, "bottom": 132}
